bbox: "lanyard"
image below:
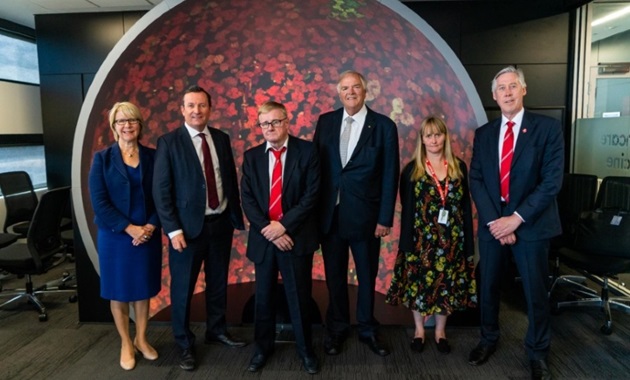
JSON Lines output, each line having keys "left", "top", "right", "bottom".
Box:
{"left": 426, "top": 159, "right": 449, "bottom": 207}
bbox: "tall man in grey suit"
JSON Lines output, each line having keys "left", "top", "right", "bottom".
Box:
{"left": 153, "top": 86, "right": 246, "bottom": 372}
{"left": 313, "top": 70, "right": 399, "bottom": 357}
{"left": 468, "top": 67, "right": 564, "bottom": 380}
{"left": 241, "top": 101, "right": 320, "bottom": 374}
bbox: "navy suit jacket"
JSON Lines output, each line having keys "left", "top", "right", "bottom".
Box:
{"left": 469, "top": 110, "right": 564, "bottom": 242}
{"left": 241, "top": 135, "right": 320, "bottom": 263}
{"left": 89, "top": 143, "right": 160, "bottom": 232}
{"left": 153, "top": 125, "right": 244, "bottom": 239}
{"left": 313, "top": 107, "right": 399, "bottom": 240}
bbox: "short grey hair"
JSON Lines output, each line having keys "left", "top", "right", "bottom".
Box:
{"left": 491, "top": 66, "right": 527, "bottom": 92}
{"left": 336, "top": 70, "right": 367, "bottom": 93}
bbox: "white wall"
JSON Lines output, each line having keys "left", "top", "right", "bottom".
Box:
{"left": 0, "top": 81, "right": 43, "bottom": 134}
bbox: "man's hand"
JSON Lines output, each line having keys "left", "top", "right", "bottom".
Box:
{"left": 271, "top": 234, "right": 294, "bottom": 252}
{"left": 489, "top": 214, "right": 522, "bottom": 240}
{"left": 262, "top": 221, "right": 286, "bottom": 242}
{"left": 374, "top": 224, "right": 391, "bottom": 238}
{"left": 170, "top": 233, "right": 187, "bottom": 253}
{"left": 499, "top": 232, "right": 517, "bottom": 246}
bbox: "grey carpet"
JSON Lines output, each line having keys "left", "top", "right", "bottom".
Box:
{"left": 1, "top": 263, "right": 630, "bottom": 379}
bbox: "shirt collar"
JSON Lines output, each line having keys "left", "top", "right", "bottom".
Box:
{"left": 502, "top": 108, "right": 525, "bottom": 129}
{"left": 343, "top": 103, "right": 368, "bottom": 121}
{"left": 184, "top": 123, "right": 208, "bottom": 138}
{"left": 265, "top": 137, "right": 289, "bottom": 153}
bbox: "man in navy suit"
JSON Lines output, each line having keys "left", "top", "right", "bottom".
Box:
{"left": 468, "top": 66, "right": 564, "bottom": 380}
{"left": 153, "top": 86, "right": 246, "bottom": 371}
{"left": 241, "top": 101, "right": 320, "bottom": 374}
{"left": 313, "top": 70, "right": 399, "bottom": 357}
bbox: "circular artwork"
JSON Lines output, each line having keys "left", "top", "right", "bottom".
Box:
{"left": 73, "top": 0, "right": 485, "bottom": 316}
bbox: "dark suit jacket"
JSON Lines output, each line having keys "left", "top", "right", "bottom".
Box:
{"left": 89, "top": 143, "right": 160, "bottom": 231}
{"left": 241, "top": 135, "right": 320, "bottom": 263}
{"left": 469, "top": 110, "right": 564, "bottom": 242}
{"left": 313, "top": 107, "right": 399, "bottom": 240}
{"left": 153, "top": 125, "right": 244, "bottom": 239}
{"left": 398, "top": 158, "right": 474, "bottom": 257}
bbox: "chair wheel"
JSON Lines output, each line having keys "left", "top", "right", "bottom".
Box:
{"left": 39, "top": 313, "right": 48, "bottom": 322}
{"left": 600, "top": 324, "right": 612, "bottom": 335}
{"left": 69, "top": 295, "right": 78, "bottom": 303}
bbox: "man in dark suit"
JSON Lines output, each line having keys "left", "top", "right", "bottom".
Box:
{"left": 313, "top": 70, "right": 399, "bottom": 357}
{"left": 468, "top": 66, "right": 564, "bottom": 380}
{"left": 153, "top": 85, "right": 246, "bottom": 371}
{"left": 241, "top": 101, "right": 320, "bottom": 374}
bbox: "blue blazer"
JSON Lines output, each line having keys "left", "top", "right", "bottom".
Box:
{"left": 241, "top": 135, "right": 320, "bottom": 263}
{"left": 89, "top": 143, "right": 160, "bottom": 232}
{"left": 469, "top": 110, "right": 564, "bottom": 241}
{"left": 313, "top": 107, "right": 399, "bottom": 240}
{"left": 152, "top": 125, "right": 244, "bottom": 239}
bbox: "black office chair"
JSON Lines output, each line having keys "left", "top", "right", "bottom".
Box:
{"left": 0, "top": 171, "right": 39, "bottom": 237}
{"left": 0, "top": 233, "right": 18, "bottom": 249}
{"left": 551, "top": 176, "right": 630, "bottom": 335}
{"left": 595, "top": 176, "right": 630, "bottom": 211}
{"left": 548, "top": 173, "right": 599, "bottom": 295}
{"left": 0, "top": 187, "right": 76, "bottom": 321}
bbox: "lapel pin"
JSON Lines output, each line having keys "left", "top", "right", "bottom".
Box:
{"left": 522, "top": 129, "right": 527, "bottom": 133}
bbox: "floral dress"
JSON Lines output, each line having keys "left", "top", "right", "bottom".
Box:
{"left": 386, "top": 166, "right": 476, "bottom": 315}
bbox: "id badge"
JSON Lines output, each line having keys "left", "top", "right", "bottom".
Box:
{"left": 438, "top": 208, "right": 449, "bottom": 225}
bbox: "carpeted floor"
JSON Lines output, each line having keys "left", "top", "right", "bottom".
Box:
{"left": 1, "top": 261, "right": 630, "bottom": 380}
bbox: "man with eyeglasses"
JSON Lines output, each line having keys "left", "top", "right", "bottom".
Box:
{"left": 240, "top": 101, "right": 320, "bottom": 374}
{"left": 153, "top": 85, "right": 246, "bottom": 371}
{"left": 313, "top": 70, "right": 399, "bottom": 357}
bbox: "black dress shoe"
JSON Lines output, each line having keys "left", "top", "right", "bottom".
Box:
{"left": 530, "top": 359, "right": 552, "bottom": 380}
{"left": 205, "top": 333, "right": 246, "bottom": 348}
{"left": 324, "top": 335, "right": 343, "bottom": 355}
{"left": 436, "top": 338, "right": 451, "bottom": 354}
{"left": 248, "top": 353, "right": 267, "bottom": 372}
{"left": 468, "top": 343, "right": 496, "bottom": 366}
{"left": 302, "top": 356, "right": 320, "bottom": 375}
{"left": 359, "top": 335, "right": 390, "bottom": 357}
{"left": 179, "top": 348, "right": 195, "bottom": 371}
{"left": 410, "top": 338, "right": 425, "bottom": 353}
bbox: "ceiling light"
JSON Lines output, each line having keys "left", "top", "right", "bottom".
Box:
{"left": 592, "top": 5, "right": 630, "bottom": 26}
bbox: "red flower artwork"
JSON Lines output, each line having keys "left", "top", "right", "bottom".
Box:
{"left": 78, "top": 0, "right": 481, "bottom": 317}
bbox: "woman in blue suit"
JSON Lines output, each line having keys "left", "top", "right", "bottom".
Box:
{"left": 89, "top": 102, "right": 161, "bottom": 371}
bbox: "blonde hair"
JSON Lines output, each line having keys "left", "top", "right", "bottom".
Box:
{"left": 257, "top": 101, "right": 287, "bottom": 118}
{"left": 410, "top": 116, "right": 462, "bottom": 181}
{"left": 108, "top": 101, "right": 144, "bottom": 141}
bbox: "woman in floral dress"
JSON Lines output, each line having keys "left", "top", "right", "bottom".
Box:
{"left": 386, "top": 116, "right": 476, "bottom": 354}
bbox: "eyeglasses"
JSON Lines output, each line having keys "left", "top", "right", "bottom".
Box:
{"left": 258, "top": 118, "right": 287, "bottom": 129}
{"left": 114, "top": 118, "right": 140, "bottom": 126}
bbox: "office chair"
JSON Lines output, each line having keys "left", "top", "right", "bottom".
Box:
{"left": 548, "top": 173, "right": 599, "bottom": 295}
{"left": 0, "top": 187, "right": 76, "bottom": 321}
{"left": 595, "top": 176, "right": 630, "bottom": 211}
{"left": 0, "top": 171, "right": 39, "bottom": 237}
{"left": 0, "top": 233, "right": 18, "bottom": 249}
{"left": 551, "top": 176, "right": 630, "bottom": 335}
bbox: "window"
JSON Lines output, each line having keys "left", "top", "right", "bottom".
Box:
{"left": 0, "top": 145, "right": 47, "bottom": 190}
{"left": 0, "top": 30, "right": 45, "bottom": 188}
{"left": 0, "top": 32, "right": 39, "bottom": 84}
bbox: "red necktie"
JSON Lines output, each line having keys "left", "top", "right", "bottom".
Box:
{"left": 500, "top": 121, "right": 515, "bottom": 203}
{"left": 197, "top": 133, "right": 220, "bottom": 209}
{"left": 269, "top": 147, "right": 286, "bottom": 221}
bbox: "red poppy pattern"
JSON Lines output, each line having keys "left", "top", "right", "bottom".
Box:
{"left": 78, "top": 0, "right": 480, "bottom": 316}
